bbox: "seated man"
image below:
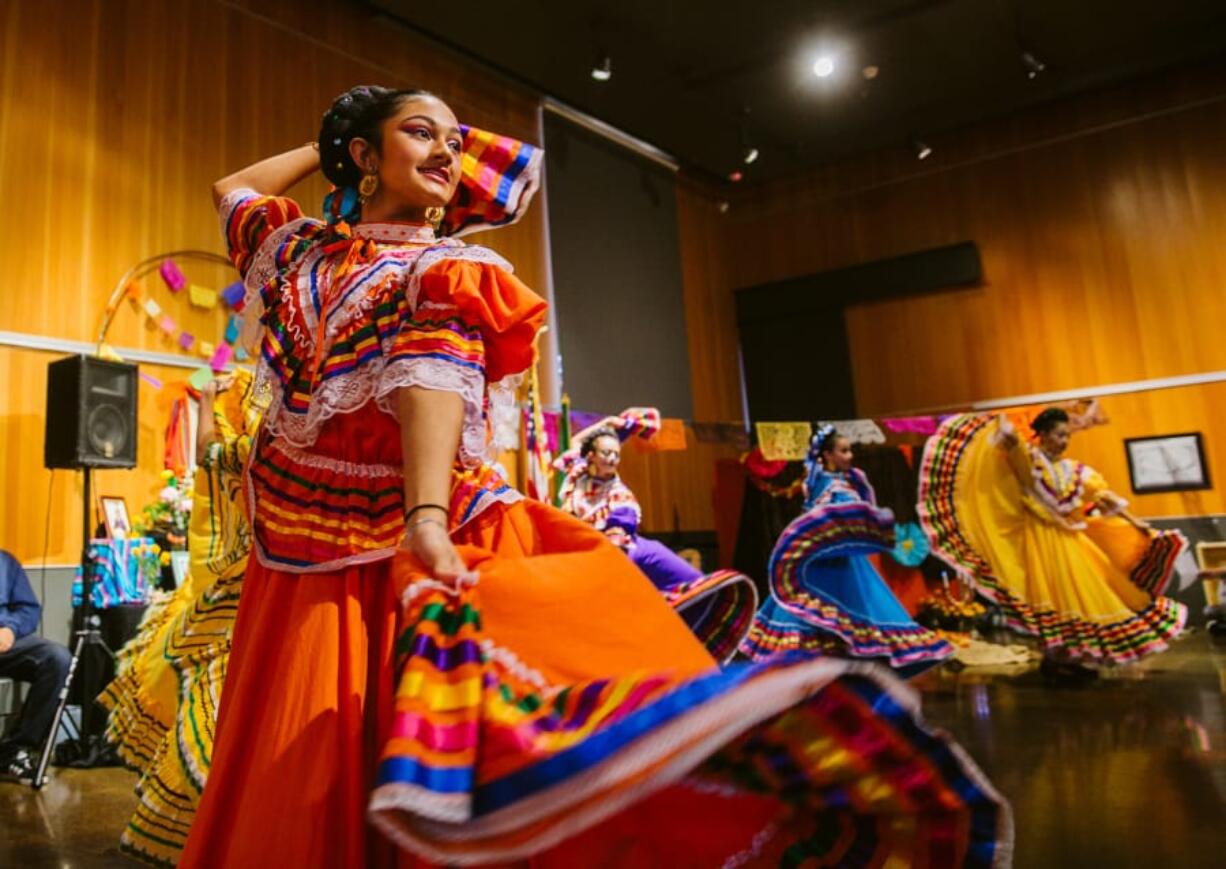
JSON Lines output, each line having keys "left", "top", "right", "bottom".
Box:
{"left": 0, "top": 550, "right": 71, "bottom": 784}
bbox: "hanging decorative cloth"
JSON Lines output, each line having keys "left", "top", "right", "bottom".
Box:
{"left": 164, "top": 394, "right": 192, "bottom": 477}
{"left": 755, "top": 422, "right": 813, "bottom": 461}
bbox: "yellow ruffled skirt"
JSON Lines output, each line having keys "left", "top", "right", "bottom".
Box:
{"left": 920, "top": 415, "right": 1185, "bottom": 664}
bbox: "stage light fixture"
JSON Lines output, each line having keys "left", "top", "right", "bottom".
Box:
{"left": 1021, "top": 51, "right": 1045, "bottom": 80}
{"left": 862, "top": 65, "right": 880, "bottom": 80}
{"left": 913, "top": 139, "right": 932, "bottom": 160}
{"left": 742, "top": 146, "right": 759, "bottom": 165}
{"left": 812, "top": 55, "right": 836, "bottom": 78}
{"left": 728, "top": 170, "right": 743, "bottom": 183}
{"left": 591, "top": 55, "right": 612, "bottom": 82}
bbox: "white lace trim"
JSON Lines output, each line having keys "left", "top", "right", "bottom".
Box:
{"left": 677, "top": 775, "right": 750, "bottom": 799}
{"left": 355, "top": 221, "right": 438, "bottom": 243}
{"left": 401, "top": 571, "right": 480, "bottom": 609}
{"left": 721, "top": 821, "right": 780, "bottom": 869}
{"left": 242, "top": 219, "right": 320, "bottom": 351}
{"left": 414, "top": 300, "right": 458, "bottom": 315}
{"left": 361, "top": 783, "right": 472, "bottom": 825}
{"left": 480, "top": 639, "right": 551, "bottom": 691}
{"left": 255, "top": 354, "right": 487, "bottom": 468}
{"left": 266, "top": 438, "right": 400, "bottom": 479}
{"left": 487, "top": 375, "right": 523, "bottom": 457}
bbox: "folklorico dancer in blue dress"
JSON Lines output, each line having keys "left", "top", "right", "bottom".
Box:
{"left": 741, "top": 425, "right": 955, "bottom": 677}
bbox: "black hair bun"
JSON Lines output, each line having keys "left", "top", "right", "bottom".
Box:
{"left": 318, "top": 85, "right": 397, "bottom": 188}
{"left": 1030, "top": 407, "right": 1070, "bottom": 435}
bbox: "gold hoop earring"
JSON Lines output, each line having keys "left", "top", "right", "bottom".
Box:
{"left": 358, "top": 173, "right": 379, "bottom": 199}
{"left": 425, "top": 206, "right": 445, "bottom": 228}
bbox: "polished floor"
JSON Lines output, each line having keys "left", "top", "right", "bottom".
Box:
{"left": 2, "top": 633, "right": 1225, "bottom": 867}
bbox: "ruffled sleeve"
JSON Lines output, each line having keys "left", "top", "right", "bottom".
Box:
{"left": 415, "top": 255, "right": 548, "bottom": 383}
{"left": 218, "top": 188, "right": 310, "bottom": 278}
{"left": 1081, "top": 465, "right": 1128, "bottom": 515}
{"left": 217, "top": 188, "right": 326, "bottom": 355}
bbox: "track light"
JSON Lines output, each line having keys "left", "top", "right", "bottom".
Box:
{"left": 590, "top": 55, "right": 612, "bottom": 82}
{"left": 738, "top": 107, "right": 760, "bottom": 166}
{"left": 812, "top": 55, "right": 836, "bottom": 78}
{"left": 1021, "top": 50, "right": 1045, "bottom": 80}
{"left": 913, "top": 139, "right": 932, "bottom": 161}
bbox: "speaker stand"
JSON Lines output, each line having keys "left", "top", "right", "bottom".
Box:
{"left": 32, "top": 467, "right": 115, "bottom": 789}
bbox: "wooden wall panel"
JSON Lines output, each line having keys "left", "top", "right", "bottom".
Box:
{"left": 617, "top": 430, "right": 737, "bottom": 534}
{"left": 708, "top": 60, "right": 1226, "bottom": 518}
{"left": 0, "top": 0, "right": 548, "bottom": 562}
{"left": 675, "top": 181, "right": 743, "bottom": 424}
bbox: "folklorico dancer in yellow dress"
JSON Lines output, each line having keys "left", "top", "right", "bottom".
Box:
{"left": 919, "top": 407, "right": 1186, "bottom": 677}
{"left": 98, "top": 370, "right": 259, "bottom": 865}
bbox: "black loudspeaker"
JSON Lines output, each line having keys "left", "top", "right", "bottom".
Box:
{"left": 44, "top": 355, "right": 139, "bottom": 469}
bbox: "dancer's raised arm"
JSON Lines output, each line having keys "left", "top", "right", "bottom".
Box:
{"left": 211, "top": 143, "right": 319, "bottom": 207}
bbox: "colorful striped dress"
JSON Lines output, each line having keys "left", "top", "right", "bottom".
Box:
{"left": 919, "top": 413, "right": 1187, "bottom": 664}
{"left": 740, "top": 466, "right": 954, "bottom": 677}
{"left": 179, "top": 161, "right": 1011, "bottom": 866}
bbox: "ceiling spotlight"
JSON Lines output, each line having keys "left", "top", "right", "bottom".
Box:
{"left": 1021, "top": 51, "right": 1045, "bottom": 80}
{"left": 862, "top": 64, "right": 880, "bottom": 80}
{"left": 812, "top": 55, "right": 836, "bottom": 78}
{"left": 728, "top": 170, "right": 744, "bottom": 183}
{"left": 913, "top": 139, "right": 932, "bottom": 161}
{"left": 742, "top": 146, "right": 759, "bottom": 165}
{"left": 591, "top": 55, "right": 612, "bottom": 82}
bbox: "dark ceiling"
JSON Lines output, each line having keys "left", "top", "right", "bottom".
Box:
{"left": 369, "top": 0, "right": 1226, "bottom": 182}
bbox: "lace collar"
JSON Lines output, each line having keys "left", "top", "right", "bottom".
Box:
{"left": 353, "top": 222, "right": 437, "bottom": 244}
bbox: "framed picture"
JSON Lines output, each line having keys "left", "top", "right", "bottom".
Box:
{"left": 1197, "top": 541, "right": 1226, "bottom": 573}
{"left": 99, "top": 495, "right": 132, "bottom": 539}
{"left": 1123, "top": 433, "right": 1211, "bottom": 494}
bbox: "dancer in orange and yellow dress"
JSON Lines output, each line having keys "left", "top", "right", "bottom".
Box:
{"left": 920, "top": 407, "right": 1186, "bottom": 673}
{"left": 179, "top": 85, "right": 1012, "bottom": 867}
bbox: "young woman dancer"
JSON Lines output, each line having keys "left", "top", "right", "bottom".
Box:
{"left": 181, "top": 86, "right": 1011, "bottom": 867}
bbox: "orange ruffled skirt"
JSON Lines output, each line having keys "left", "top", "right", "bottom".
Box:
{"left": 182, "top": 496, "right": 1010, "bottom": 867}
